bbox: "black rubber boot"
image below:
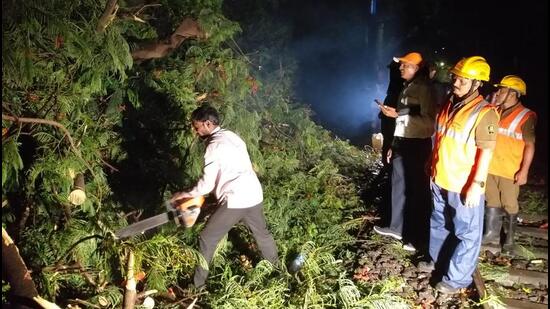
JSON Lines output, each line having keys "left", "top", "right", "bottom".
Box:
{"left": 482, "top": 207, "right": 504, "bottom": 245}
{"left": 502, "top": 213, "right": 518, "bottom": 254}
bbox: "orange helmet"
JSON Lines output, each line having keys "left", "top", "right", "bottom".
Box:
{"left": 450, "top": 56, "right": 490, "bottom": 81}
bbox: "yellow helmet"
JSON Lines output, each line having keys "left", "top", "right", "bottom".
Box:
{"left": 450, "top": 56, "right": 491, "bottom": 81}
{"left": 494, "top": 75, "right": 526, "bottom": 95}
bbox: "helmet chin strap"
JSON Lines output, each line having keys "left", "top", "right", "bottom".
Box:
{"left": 467, "top": 80, "right": 481, "bottom": 97}
{"left": 456, "top": 80, "right": 481, "bottom": 100}
{"left": 499, "top": 89, "right": 520, "bottom": 112}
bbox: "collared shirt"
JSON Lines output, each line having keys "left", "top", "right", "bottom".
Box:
{"left": 185, "top": 127, "right": 263, "bottom": 209}
{"left": 450, "top": 91, "right": 499, "bottom": 149}
{"left": 394, "top": 76, "right": 437, "bottom": 138}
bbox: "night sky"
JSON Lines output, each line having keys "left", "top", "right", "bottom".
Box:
{"left": 228, "top": 0, "right": 548, "bottom": 180}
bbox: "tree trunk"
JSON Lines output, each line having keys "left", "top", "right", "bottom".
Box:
{"left": 2, "top": 228, "right": 60, "bottom": 309}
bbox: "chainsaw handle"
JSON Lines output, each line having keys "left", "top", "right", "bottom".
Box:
{"left": 173, "top": 206, "right": 201, "bottom": 228}
{"left": 169, "top": 195, "right": 205, "bottom": 211}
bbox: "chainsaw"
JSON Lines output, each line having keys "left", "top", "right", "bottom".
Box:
{"left": 114, "top": 196, "right": 205, "bottom": 240}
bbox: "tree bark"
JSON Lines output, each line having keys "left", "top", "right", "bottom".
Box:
{"left": 2, "top": 228, "right": 60, "bottom": 309}
{"left": 96, "top": 0, "right": 119, "bottom": 33}
{"left": 122, "top": 250, "right": 137, "bottom": 309}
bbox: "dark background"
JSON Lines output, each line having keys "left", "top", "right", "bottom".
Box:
{"left": 227, "top": 0, "right": 548, "bottom": 183}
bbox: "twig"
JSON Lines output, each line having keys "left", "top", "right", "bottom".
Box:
{"left": 67, "top": 298, "right": 100, "bottom": 309}
{"left": 100, "top": 157, "right": 119, "bottom": 172}
{"left": 134, "top": 3, "right": 162, "bottom": 16}
{"left": 137, "top": 289, "right": 158, "bottom": 299}
{"left": 186, "top": 297, "right": 198, "bottom": 309}
{"left": 173, "top": 292, "right": 207, "bottom": 306}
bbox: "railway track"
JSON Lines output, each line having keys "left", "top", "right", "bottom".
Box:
{"left": 354, "top": 217, "right": 548, "bottom": 308}
{"left": 476, "top": 221, "right": 548, "bottom": 309}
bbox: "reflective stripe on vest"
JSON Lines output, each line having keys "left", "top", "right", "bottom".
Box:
{"left": 432, "top": 95, "right": 496, "bottom": 193}
{"left": 436, "top": 100, "right": 488, "bottom": 145}
{"left": 497, "top": 108, "right": 530, "bottom": 140}
{"left": 489, "top": 106, "right": 534, "bottom": 179}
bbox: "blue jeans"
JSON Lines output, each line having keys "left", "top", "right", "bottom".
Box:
{"left": 429, "top": 181, "right": 484, "bottom": 288}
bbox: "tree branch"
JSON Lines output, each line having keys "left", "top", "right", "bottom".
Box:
{"left": 2, "top": 112, "right": 97, "bottom": 179}
{"left": 96, "top": 0, "right": 119, "bottom": 33}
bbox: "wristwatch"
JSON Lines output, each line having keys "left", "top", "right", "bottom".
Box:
{"left": 472, "top": 180, "right": 485, "bottom": 188}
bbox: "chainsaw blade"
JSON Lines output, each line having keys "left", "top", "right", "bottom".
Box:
{"left": 115, "top": 211, "right": 175, "bottom": 239}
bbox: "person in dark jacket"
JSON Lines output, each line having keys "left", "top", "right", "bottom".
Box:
{"left": 373, "top": 52, "right": 437, "bottom": 253}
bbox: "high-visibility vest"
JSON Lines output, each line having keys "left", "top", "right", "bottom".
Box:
{"left": 431, "top": 95, "right": 498, "bottom": 193}
{"left": 489, "top": 104, "right": 536, "bottom": 179}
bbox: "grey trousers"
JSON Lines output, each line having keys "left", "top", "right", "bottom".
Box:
{"left": 194, "top": 202, "right": 279, "bottom": 287}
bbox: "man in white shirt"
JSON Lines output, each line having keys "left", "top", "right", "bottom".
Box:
{"left": 171, "top": 105, "right": 279, "bottom": 288}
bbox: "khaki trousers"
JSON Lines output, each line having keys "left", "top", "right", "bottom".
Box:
{"left": 485, "top": 174, "right": 520, "bottom": 214}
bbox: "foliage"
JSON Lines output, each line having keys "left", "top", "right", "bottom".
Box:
{"left": 518, "top": 187, "right": 548, "bottom": 216}
{"left": 478, "top": 262, "right": 509, "bottom": 282}
{"left": 1, "top": 0, "right": 391, "bottom": 307}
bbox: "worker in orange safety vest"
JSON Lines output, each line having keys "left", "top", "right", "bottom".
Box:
{"left": 482, "top": 75, "right": 536, "bottom": 254}
{"left": 417, "top": 56, "right": 500, "bottom": 294}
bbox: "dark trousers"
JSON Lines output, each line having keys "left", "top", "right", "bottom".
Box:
{"left": 194, "top": 202, "right": 279, "bottom": 287}
{"left": 380, "top": 116, "right": 396, "bottom": 167}
{"left": 389, "top": 137, "right": 432, "bottom": 248}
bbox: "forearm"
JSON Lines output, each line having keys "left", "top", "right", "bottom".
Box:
{"left": 473, "top": 147, "right": 494, "bottom": 182}
{"left": 185, "top": 164, "right": 217, "bottom": 196}
{"left": 519, "top": 142, "right": 535, "bottom": 173}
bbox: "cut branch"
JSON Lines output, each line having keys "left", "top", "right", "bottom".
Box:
{"left": 132, "top": 18, "right": 205, "bottom": 61}
{"left": 122, "top": 250, "right": 137, "bottom": 309}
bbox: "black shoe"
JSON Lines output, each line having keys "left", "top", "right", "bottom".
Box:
{"left": 417, "top": 261, "right": 435, "bottom": 272}
{"left": 373, "top": 226, "right": 402, "bottom": 240}
{"left": 435, "top": 281, "right": 460, "bottom": 294}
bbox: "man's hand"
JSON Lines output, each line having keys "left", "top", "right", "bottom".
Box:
{"left": 464, "top": 183, "right": 484, "bottom": 208}
{"left": 514, "top": 169, "right": 529, "bottom": 186}
{"left": 379, "top": 105, "right": 398, "bottom": 118}
{"left": 386, "top": 148, "right": 393, "bottom": 164}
